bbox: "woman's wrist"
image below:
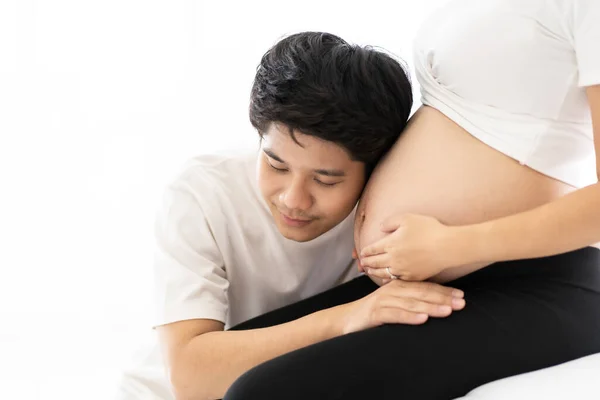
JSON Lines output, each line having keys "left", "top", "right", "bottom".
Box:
{"left": 445, "top": 224, "right": 489, "bottom": 268}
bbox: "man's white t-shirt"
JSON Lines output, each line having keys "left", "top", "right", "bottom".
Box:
{"left": 116, "top": 150, "right": 360, "bottom": 399}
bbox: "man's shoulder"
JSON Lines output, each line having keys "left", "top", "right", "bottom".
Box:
{"left": 162, "top": 149, "right": 267, "bottom": 231}
{"left": 182, "top": 149, "right": 256, "bottom": 178}
{"left": 169, "top": 149, "right": 257, "bottom": 198}
{"left": 165, "top": 149, "right": 272, "bottom": 246}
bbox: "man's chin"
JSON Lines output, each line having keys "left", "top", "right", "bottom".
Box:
{"left": 278, "top": 225, "right": 321, "bottom": 242}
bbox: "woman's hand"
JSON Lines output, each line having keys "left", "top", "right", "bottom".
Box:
{"left": 359, "top": 213, "right": 465, "bottom": 282}
{"left": 339, "top": 279, "right": 465, "bottom": 335}
{"left": 353, "top": 247, "right": 392, "bottom": 286}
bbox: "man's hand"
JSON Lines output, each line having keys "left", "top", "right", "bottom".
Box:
{"left": 339, "top": 279, "right": 465, "bottom": 334}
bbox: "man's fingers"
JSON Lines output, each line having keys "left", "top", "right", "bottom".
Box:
{"left": 392, "top": 280, "right": 464, "bottom": 298}
{"left": 373, "top": 307, "right": 429, "bottom": 325}
{"left": 389, "top": 286, "right": 466, "bottom": 310}
{"left": 378, "top": 296, "right": 454, "bottom": 318}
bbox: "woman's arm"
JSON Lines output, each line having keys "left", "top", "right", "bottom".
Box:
{"left": 460, "top": 85, "right": 600, "bottom": 265}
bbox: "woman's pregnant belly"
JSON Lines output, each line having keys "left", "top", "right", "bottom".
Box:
{"left": 355, "top": 105, "right": 582, "bottom": 284}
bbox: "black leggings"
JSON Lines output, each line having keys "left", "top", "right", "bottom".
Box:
{"left": 224, "top": 247, "right": 600, "bottom": 400}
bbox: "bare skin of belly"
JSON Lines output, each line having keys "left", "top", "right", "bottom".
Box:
{"left": 355, "top": 105, "right": 599, "bottom": 285}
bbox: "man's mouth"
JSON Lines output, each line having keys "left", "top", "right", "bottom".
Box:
{"left": 279, "top": 210, "right": 313, "bottom": 226}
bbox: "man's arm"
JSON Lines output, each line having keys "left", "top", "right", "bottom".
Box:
{"left": 153, "top": 181, "right": 357, "bottom": 399}
{"left": 158, "top": 305, "right": 343, "bottom": 400}
{"left": 157, "top": 279, "right": 465, "bottom": 400}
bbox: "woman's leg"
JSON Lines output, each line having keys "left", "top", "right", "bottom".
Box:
{"left": 224, "top": 247, "right": 600, "bottom": 400}
{"left": 228, "top": 274, "right": 378, "bottom": 331}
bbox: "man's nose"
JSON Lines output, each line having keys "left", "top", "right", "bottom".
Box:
{"left": 280, "top": 180, "right": 312, "bottom": 212}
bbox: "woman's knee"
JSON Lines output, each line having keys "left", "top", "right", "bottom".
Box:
{"left": 224, "top": 360, "right": 296, "bottom": 400}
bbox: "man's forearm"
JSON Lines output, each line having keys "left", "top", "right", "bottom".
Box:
{"left": 172, "top": 304, "right": 348, "bottom": 400}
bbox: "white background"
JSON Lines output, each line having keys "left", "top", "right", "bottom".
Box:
{"left": 0, "top": 1, "right": 447, "bottom": 399}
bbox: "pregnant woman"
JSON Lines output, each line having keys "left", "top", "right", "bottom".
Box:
{"left": 225, "top": 0, "right": 600, "bottom": 399}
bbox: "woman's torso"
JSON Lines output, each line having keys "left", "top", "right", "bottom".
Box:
{"left": 355, "top": 0, "right": 599, "bottom": 283}
{"left": 355, "top": 106, "right": 597, "bottom": 283}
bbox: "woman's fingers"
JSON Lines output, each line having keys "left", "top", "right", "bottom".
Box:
{"left": 365, "top": 266, "right": 395, "bottom": 280}
{"left": 360, "top": 254, "right": 390, "bottom": 269}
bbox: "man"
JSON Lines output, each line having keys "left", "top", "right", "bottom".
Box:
{"left": 117, "top": 31, "right": 463, "bottom": 400}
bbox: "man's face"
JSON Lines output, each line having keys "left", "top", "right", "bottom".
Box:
{"left": 257, "top": 123, "right": 366, "bottom": 242}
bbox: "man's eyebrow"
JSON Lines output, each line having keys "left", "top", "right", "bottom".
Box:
{"left": 263, "top": 148, "right": 284, "bottom": 163}
{"left": 263, "top": 148, "right": 346, "bottom": 177}
{"left": 314, "top": 168, "right": 345, "bottom": 177}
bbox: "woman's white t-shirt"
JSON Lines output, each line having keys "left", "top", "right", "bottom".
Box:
{"left": 414, "top": 0, "right": 600, "bottom": 188}
{"left": 116, "top": 150, "right": 359, "bottom": 399}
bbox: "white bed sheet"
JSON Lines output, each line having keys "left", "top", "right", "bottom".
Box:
{"left": 455, "top": 352, "right": 600, "bottom": 400}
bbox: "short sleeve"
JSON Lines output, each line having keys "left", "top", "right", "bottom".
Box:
{"left": 573, "top": 0, "right": 600, "bottom": 87}
{"left": 152, "top": 174, "right": 229, "bottom": 328}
